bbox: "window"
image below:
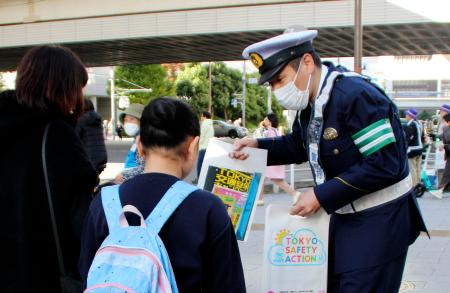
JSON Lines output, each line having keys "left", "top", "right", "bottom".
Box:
{"left": 392, "top": 80, "right": 438, "bottom": 97}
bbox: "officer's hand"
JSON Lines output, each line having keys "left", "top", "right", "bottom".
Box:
{"left": 229, "top": 138, "right": 258, "bottom": 160}
{"left": 290, "top": 189, "right": 321, "bottom": 217}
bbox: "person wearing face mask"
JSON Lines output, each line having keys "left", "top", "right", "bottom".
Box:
{"left": 119, "top": 103, "right": 145, "bottom": 169}
{"left": 230, "top": 28, "right": 427, "bottom": 292}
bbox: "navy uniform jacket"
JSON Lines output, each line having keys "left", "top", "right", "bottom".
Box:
{"left": 258, "top": 63, "right": 427, "bottom": 273}
{"left": 404, "top": 119, "right": 423, "bottom": 158}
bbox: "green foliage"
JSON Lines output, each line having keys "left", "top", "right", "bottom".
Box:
{"left": 0, "top": 74, "right": 5, "bottom": 92}
{"left": 417, "top": 110, "right": 433, "bottom": 121}
{"left": 175, "top": 62, "right": 285, "bottom": 126}
{"left": 114, "top": 64, "right": 174, "bottom": 105}
{"left": 175, "top": 63, "right": 209, "bottom": 114}
{"left": 210, "top": 62, "right": 242, "bottom": 121}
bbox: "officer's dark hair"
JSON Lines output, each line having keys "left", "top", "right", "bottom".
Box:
{"left": 202, "top": 111, "right": 212, "bottom": 119}
{"left": 288, "top": 51, "right": 322, "bottom": 71}
{"left": 140, "top": 97, "right": 200, "bottom": 153}
{"left": 15, "top": 45, "right": 88, "bottom": 119}
{"left": 266, "top": 113, "right": 279, "bottom": 128}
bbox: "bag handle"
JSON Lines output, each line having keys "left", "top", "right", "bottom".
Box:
{"left": 42, "top": 123, "right": 67, "bottom": 277}
{"left": 119, "top": 205, "right": 147, "bottom": 228}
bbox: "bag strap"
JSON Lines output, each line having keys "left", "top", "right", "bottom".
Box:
{"left": 146, "top": 181, "right": 198, "bottom": 234}
{"left": 101, "top": 185, "right": 123, "bottom": 232}
{"left": 42, "top": 122, "right": 66, "bottom": 277}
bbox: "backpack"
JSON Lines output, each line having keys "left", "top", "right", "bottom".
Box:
{"left": 85, "top": 180, "right": 198, "bottom": 293}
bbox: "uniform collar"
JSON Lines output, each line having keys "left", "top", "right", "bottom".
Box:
{"left": 313, "top": 64, "right": 329, "bottom": 100}
{"left": 407, "top": 119, "right": 416, "bottom": 126}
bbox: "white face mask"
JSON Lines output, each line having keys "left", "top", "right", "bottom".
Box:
{"left": 123, "top": 123, "right": 140, "bottom": 137}
{"left": 273, "top": 60, "right": 312, "bottom": 111}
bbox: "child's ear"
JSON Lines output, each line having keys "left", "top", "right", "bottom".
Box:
{"left": 187, "top": 136, "right": 200, "bottom": 159}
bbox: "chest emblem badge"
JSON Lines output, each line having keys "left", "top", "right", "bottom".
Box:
{"left": 323, "top": 127, "right": 338, "bottom": 140}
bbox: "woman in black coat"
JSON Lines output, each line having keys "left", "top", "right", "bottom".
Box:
{"left": 0, "top": 45, "right": 98, "bottom": 292}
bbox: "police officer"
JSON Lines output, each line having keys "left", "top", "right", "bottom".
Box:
{"left": 230, "top": 29, "right": 427, "bottom": 292}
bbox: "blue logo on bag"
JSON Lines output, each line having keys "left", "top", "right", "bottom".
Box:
{"left": 268, "top": 228, "right": 326, "bottom": 266}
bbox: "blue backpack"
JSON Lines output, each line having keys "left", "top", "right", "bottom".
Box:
{"left": 85, "top": 180, "right": 198, "bottom": 293}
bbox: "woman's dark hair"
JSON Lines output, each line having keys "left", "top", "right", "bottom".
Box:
{"left": 202, "top": 111, "right": 212, "bottom": 119}
{"left": 266, "top": 113, "right": 279, "bottom": 128}
{"left": 15, "top": 45, "right": 88, "bottom": 118}
{"left": 140, "top": 97, "right": 200, "bottom": 151}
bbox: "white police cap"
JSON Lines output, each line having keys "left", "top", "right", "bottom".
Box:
{"left": 242, "top": 30, "right": 317, "bottom": 85}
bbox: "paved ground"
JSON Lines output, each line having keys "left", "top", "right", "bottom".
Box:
{"left": 239, "top": 191, "right": 450, "bottom": 293}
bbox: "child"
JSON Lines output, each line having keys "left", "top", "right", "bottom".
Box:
{"left": 79, "top": 97, "right": 246, "bottom": 292}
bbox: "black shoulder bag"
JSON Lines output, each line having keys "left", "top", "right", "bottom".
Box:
{"left": 42, "top": 123, "right": 84, "bottom": 293}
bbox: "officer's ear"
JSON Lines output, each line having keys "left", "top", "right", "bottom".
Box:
{"left": 302, "top": 53, "right": 316, "bottom": 75}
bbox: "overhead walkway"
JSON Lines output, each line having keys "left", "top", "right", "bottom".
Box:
{"left": 0, "top": 0, "right": 449, "bottom": 70}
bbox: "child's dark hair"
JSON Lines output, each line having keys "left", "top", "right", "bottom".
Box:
{"left": 140, "top": 97, "right": 200, "bottom": 150}
{"left": 266, "top": 113, "right": 279, "bottom": 128}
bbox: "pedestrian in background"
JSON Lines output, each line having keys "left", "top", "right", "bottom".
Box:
{"left": 257, "top": 113, "right": 298, "bottom": 206}
{"left": 115, "top": 123, "right": 123, "bottom": 140}
{"left": 113, "top": 103, "right": 145, "bottom": 183}
{"left": 404, "top": 108, "right": 423, "bottom": 188}
{"left": 0, "top": 45, "right": 98, "bottom": 292}
{"left": 197, "top": 111, "right": 214, "bottom": 177}
{"left": 120, "top": 103, "right": 144, "bottom": 169}
{"left": 76, "top": 99, "right": 108, "bottom": 174}
{"left": 431, "top": 113, "right": 450, "bottom": 199}
{"left": 437, "top": 104, "right": 450, "bottom": 136}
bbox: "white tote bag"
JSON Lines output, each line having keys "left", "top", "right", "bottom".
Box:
{"left": 262, "top": 204, "right": 330, "bottom": 293}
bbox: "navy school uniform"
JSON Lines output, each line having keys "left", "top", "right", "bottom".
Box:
{"left": 258, "top": 63, "right": 427, "bottom": 291}
{"left": 79, "top": 173, "right": 246, "bottom": 293}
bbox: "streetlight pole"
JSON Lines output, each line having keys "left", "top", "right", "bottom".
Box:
{"left": 208, "top": 62, "right": 212, "bottom": 113}
{"left": 354, "top": 0, "right": 363, "bottom": 74}
{"left": 110, "top": 68, "right": 116, "bottom": 141}
{"left": 266, "top": 83, "right": 272, "bottom": 113}
{"left": 242, "top": 61, "right": 246, "bottom": 127}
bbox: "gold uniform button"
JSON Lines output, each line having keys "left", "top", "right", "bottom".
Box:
{"left": 333, "top": 148, "right": 340, "bottom": 155}
{"left": 323, "top": 127, "right": 338, "bottom": 140}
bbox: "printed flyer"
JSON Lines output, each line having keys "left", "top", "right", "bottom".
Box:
{"left": 198, "top": 139, "right": 267, "bottom": 241}
{"left": 262, "top": 205, "right": 330, "bottom": 293}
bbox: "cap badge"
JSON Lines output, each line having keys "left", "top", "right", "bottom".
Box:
{"left": 323, "top": 127, "right": 338, "bottom": 140}
{"left": 249, "top": 52, "right": 264, "bottom": 69}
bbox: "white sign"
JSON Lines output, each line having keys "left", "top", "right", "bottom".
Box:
{"left": 248, "top": 78, "right": 259, "bottom": 84}
{"left": 118, "top": 96, "right": 130, "bottom": 109}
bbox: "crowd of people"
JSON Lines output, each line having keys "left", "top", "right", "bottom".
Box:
{"left": 2, "top": 26, "right": 436, "bottom": 293}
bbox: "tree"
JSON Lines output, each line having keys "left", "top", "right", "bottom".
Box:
{"left": 417, "top": 110, "right": 433, "bottom": 121}
{"left": 0, "top": 73, "right": 5, "bottom": 92}
{"left": 210, "top": 62, "right": 242, "bottom": 121}
{"left": 175, "top": 62, "right": 285, "bottom": 127}
{"left": 114, "top": 64, "right": 174, "bottom": 105}
{"left": 175, "top": 63, "right": 209, "bottom": 114}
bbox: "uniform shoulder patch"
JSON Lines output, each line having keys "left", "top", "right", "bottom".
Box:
{"left": 352, "top": 118, "right": 396, "bottom": 157}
